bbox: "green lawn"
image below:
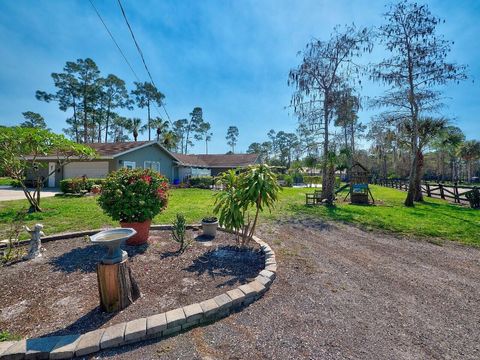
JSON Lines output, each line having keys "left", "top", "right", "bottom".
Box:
{"left": 0, "top": 186, "right": 479, "bottom": 245}
{"left": 0, "top": 177, "right": 12, "bottom": 186}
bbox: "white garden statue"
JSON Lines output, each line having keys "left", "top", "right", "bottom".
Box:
{"left": 24, "top": 223, "right": 45, "bottom": 259}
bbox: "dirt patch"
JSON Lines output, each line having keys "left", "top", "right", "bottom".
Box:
{"left": 96, "top": 217, "right": 480, "bottom": 360}
{"left": 0, "top": 229, "right": 263, "bottom": 338}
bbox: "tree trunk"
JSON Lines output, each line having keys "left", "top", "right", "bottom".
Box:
{"left": 97, "top": 259, "right": 140, "bottom": 312}
{"left": 147, "top": 101, "right": 151, "bottom": 141}
{"left": 321, "top": 92, "right": 334, "bottom": 204}
{"left": 414, "top": 151, "right": 424, "bottom": 202}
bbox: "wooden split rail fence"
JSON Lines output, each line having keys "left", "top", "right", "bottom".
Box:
{"left": 374, "top": 179, "right": 479, "bottom": 206}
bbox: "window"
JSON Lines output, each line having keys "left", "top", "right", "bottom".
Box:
{"left": 123, "top": 161, "right": 136, "bottom": 170}
{"left": 144, "top": 161, "right": 160, "bottom": 172}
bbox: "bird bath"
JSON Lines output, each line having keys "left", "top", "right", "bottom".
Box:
{"left": 90, "top": 228, "right": 136, "bottom": 264}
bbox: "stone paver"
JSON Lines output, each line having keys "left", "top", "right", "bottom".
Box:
{"left": 200, "top": 298, "right": 219, "bottom": 317}
{"left": 165, "top": 308, "right": 186, "bottom": 328}
{"left": 146, "top": 313, "right": 167, "bottom": 336}
{"left": 249, "top": 280, "right": 267, "bottom": 295}
{"left": 238, "top": 283, "right": 256, "bottom": 298}
{"left": 124, "top": 318, "right": 147, "bottom": 343}
{"left": 0, "top": 339, "right": 25, "bottom": 360}
{"left": 213, "top": 293, "right": 233, "bottom": 310}
{"left": 0, "top": 342, "right": 15, "bottom": 357}
{"left": 49, "top": 334, "right": 81, "bottom": 359}
{"left": 101, "top": 322, "right": 126, "bottom": 349}
{"left": 259, "top": 269, "right": 275, "bottom": 280}
{"left": 25, "top": 336, "right": 65, "bottom": 359}
{"left": 162, "top": 326, "right": 182, "bottom": 336}
{"left": 75, "top": 329, "right": 105, "bottom": 357}
{"left": 182, "top": 303, "right": 203, "bottom": 322}
{"left": 255, "top": 274, "right": 272, "bottom": 287}
{"left": 226, "top": 288, "right": 246, "bottom": 305}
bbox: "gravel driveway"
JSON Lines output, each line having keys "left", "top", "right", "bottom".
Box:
{"left": 90, "top": 218, "right": 480, "bottom": 360}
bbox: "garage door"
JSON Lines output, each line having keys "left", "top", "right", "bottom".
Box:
{"left": 63, "top": 161, "right": 109, "bottom": 179}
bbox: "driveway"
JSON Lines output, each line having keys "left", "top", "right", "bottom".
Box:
{"left": 93, "top": 218, "right": 480, "bottom": 360}
{"left": 0, "top": 187, "right": 60, "bottom": 202}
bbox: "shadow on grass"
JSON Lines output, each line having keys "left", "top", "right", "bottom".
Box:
{"left": 49, "top": 243, "right": 147, "bottom": 273}
{"left": 184, "top": 245, "right": 263, "bottom": 288}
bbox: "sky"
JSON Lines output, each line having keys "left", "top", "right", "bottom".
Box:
{"left": 0, "top": 0, "right": 479, "bottom": 154}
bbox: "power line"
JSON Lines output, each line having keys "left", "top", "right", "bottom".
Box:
{"left": 88, "top": 0, "right": 141, "bottom": 83}
{"left": 116, "top": 0, "right": 172, "bottom": 123}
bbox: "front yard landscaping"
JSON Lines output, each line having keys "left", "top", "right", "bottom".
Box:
{"left": 2, "top": 185, "right": 478, "bottom": 246}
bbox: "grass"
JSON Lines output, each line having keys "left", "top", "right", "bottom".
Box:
{"left": 272, "top": 185, "right": 480, "bottom": 246}
{"left": 0, "top": 177, "right": 13, "bottom": 186}
{"left": 0, "top": 186, "right": 479, "bottom": 245}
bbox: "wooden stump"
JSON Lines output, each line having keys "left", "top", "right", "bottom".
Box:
{"left": 96, "top": 259, "right": 140, "bottom": 312}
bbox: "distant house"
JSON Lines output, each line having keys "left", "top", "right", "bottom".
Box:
{"left": 28, "top": 141, "right": 260, "bottom": 187}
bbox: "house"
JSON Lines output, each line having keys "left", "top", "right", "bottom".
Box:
{"left": 30, "top": 141, "right": 260, "bottom": 187}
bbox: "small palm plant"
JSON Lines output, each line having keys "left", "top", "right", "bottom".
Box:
{"left": 214, "top": 165, "right": 280, "bottom": 247}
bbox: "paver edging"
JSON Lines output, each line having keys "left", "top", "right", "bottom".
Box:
{"left": 0, "top": 226, "right": 276, "bottom": 359}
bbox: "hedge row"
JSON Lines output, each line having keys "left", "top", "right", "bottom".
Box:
{"left": 303, "top": 175, "right": 322, "bottom": 185}
{"left": 60, "top": 178, "right": 105, "bottom": 194}
{"left": 188, "top": 176, "right": 214, "bottom": 189}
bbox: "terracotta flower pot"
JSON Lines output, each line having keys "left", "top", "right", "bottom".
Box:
{"left": 120, "top": 219, "right": 152, "bottom": 245}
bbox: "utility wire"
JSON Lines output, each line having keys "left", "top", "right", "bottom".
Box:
{"left": 88, "top": 0, "right": 141, "bottom": 82}
{"left": 116, "top": 0, "right": 172, "bottom": 123}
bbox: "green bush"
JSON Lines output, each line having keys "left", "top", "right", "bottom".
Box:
{"left": 60, "top": 178, "right": 105, "bottom": 194}
{"left": 275, "top": 174, "right": 293, "bottom": 187}
{"left": 303, "top": 175, "right": 322, "bottom": 185}
{"left": 97, "top": 168, "right": 169, "bottom": 222}
{"left": 189, "top": 176, "right": 214, "bottom": 189}
{"left": 465, "top": 188, "right": 480, "bottom": 209}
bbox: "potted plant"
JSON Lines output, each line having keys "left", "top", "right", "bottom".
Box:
{"left": 201, "top": 215, "right": 219, "bottom": 238}
{"left": 98, "top": 168, "right": 169, "bottom": 245}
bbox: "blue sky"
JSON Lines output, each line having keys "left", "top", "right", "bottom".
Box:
{"left": 0, "top": 0, "right": 479, "bottom": 154}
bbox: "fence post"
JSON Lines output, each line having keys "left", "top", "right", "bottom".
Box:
{"left": 426, "top": 183, "right": 431, "bottom": 197}
{"left": 454, "top": 183, "right": 460, "bottom": 203}
{"left": 439, "top": 184, "right": 445, "bottom": 200}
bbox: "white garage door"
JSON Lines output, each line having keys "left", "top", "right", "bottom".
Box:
{"left": 63, "top": 162, "right": 109, "bottom": 179}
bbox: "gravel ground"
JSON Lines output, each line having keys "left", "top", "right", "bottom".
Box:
{"left": 0, "top": 230, "right": 262, "bottom": 338}
{"left": 90, "top": 217, "right": 480, "bottom": 360}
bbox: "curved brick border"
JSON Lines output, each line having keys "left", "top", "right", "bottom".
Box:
{"left": 0, "top": 226, "right": 277, "bottom": 360}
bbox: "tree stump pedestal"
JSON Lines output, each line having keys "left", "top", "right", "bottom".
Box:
{"left": 96, "top": 259, "right": 140, "bottom": 312}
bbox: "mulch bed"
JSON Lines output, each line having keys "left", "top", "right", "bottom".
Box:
{"left": 0, "top": 229, "right": 263, "bottom": 339}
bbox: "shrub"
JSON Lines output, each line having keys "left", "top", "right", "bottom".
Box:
{"left": 97, "top": 168, "right": 169, "bottom": 223}
{"left": 465, "top": 188, "right": 480, "bottom": 209}
{"left": 189, "top": 176, "right": 214, "bottom": 189}
{"left": 214, "top": 165, "right": 280, "bottom": 247}
{"left": 171, "top": 213, "right": 190, "bottom": 253}
{"left": 303, "top": 175, "right": 322, "bottom": 186}
{"left": 60, "top": 177, "right": 105, "bottom": 194}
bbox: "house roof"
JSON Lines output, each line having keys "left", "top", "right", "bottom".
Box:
{"left": 172, "top": 153, "right": 259, "bottom": 168}
{"left": 86, "top": 141, "right": 152, "bottom": 157}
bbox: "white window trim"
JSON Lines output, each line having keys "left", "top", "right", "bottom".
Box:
{"left": 123, "top": 161, "right": 136, "bottom": 169}
{"left": 144, "top": 161, "right": 161, "bottom": 172}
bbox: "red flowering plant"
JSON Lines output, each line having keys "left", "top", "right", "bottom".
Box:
{"left": 98, "top": 168, "right": 169, "bottom": 223}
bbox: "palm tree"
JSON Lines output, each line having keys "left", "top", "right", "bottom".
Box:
{"left": 126, "top": 118, "right": 144, "bottom": 141}
{"left": 161, "top": 130, "right": 178, "bottom": 151}
{"left": 150, "top": 117, "right": 170, "bottom": 142}
{"left": 459, "top": 140, "right": 480, "bottom": 182}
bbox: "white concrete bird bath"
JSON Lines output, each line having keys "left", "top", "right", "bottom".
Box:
{"left": 90, "top": 228, "right": 136, "bottom": 264}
